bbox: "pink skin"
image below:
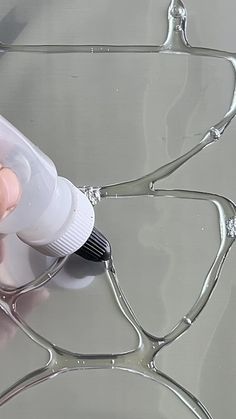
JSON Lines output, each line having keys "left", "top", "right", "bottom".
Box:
{"left": 0, "top": 167, "right": 49, "bottom": 348}
{"left": 0, "top": 166, "right": 21, "bottom": 263}
{"left": 0, "top": 166, "right": 21, "bottom": 220}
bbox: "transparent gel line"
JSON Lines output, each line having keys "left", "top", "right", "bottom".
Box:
{"left": 1, "top": 0, "right": 236, "bottom": 150}
{"left": 0, "top": 1, "right": 236, "bottom": 418}
{"left": 0, "top": 186, "right": 235, "bottom": 419}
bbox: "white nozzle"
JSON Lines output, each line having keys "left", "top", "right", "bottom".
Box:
{"left": 0, "top": 115, "right": 95, "bottom": 256}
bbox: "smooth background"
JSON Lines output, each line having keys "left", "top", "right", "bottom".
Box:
{"left": 0, "top": 1, "right": 236, "bottom": 418}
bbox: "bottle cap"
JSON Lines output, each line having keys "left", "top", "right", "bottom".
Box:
{"left": 19, "top": 179, "right": 95, "bottom": 257}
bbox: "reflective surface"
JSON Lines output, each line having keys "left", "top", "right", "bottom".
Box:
{"left": 0, "top": 1, "right": 236, "bottom": 418}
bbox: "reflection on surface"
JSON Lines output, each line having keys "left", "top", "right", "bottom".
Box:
{"left": 0, "top": 289, "right": 49, "bottom": 349}
{"left": 0, "top": 237, "right": 50, "bottom": 347}
{"left": 200, "top": 284, "right": 236, "bottom": 418}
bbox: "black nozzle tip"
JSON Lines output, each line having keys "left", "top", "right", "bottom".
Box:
{"left": 75, "top": 227, "right": 111, "bottom": 262}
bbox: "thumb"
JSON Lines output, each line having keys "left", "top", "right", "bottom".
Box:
{"left": 0, "top": 168, "right": 21, "bottom": 220}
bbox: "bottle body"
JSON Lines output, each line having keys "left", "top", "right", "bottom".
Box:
{"left": 0, "top": 115, "right": 57, "bottom": 233}
{"left": 18, "top": 177, "right": 95, "bottom": 257}
{"left": 0, "top": 115, "right": 95, "bottom": 256}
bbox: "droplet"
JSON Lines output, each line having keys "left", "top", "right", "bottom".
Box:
{"left": 171, "top": 5, "right": 185, "bottom": 18}
{"left": 210, "top": 127, "right": 221, "bottom": 141}
{"left": 175, "top": 24, "right": 182, "bottom": 32}
{"left": 183, "top": 316, "right": 192, "bottom": 325}
{"left": 226, "top": 217, "right": 236, "bottom": 238}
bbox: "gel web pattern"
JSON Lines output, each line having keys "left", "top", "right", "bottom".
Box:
{"left": 0, "top": 1, "right": 236, "bottom": 418}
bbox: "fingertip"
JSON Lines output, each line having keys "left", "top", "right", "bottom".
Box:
{"left": 0, "top": 168, "right": 21, "bottom": 219}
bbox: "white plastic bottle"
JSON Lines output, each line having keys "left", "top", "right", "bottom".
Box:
{"left": 0, "top": 115, "right": 95, "bottom": 257}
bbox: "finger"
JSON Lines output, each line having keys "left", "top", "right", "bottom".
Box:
{"left": 0, "top": 168, "right": 21, "bottom": 219}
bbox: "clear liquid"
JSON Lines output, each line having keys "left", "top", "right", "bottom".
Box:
{"left": 1, "top": 1, "right": 236, "bottom": 418}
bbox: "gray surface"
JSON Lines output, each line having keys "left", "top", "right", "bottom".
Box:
{"left": 0, "top": 1, "right": 236, "bottom": 417}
